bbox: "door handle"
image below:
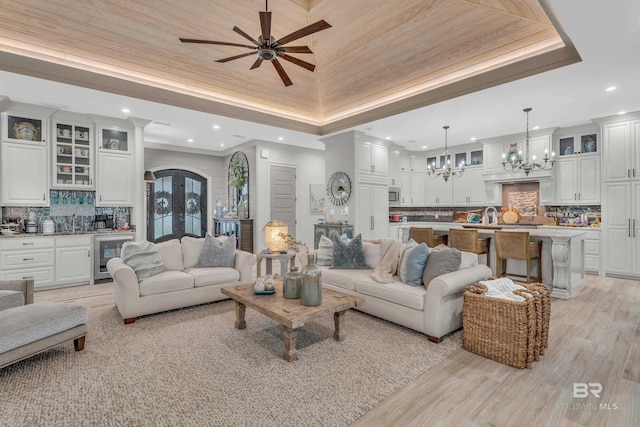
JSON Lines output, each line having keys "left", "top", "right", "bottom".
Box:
{"left": 634, "top": 219, "right": 637, "bottom": 238}
{"left": 23, "top": 257, "right": 34, "bottom": 261}
{"left": 22, "top": 242, "right": 34, "bottom": 246}
{"left": 370, "top": 216, "right": 374, "bottom": 230}
{"left": 43, "top": 193, "right": 45, "bottom": 200}
{"left": 630, "top": 219, "right": 632, "bottom": 237}
{"left": 88, "top": 250, "right": 91, "bottom": 257}
{"left": 22, "top": 276, "right": 34, "bottom": 279}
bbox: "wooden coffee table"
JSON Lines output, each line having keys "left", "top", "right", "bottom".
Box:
{"left": 221, "top": 281, "right": 364, "bottom": 362}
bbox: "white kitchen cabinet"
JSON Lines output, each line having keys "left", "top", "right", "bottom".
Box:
{"left": 483, "top": 143, "right": 505, "bottom": 173}
{"left": 557, "top": 133, "right": 598, "bottom": 157}
{"left": 410, "top": 172, "right": 424, "bottom": 206}
{"left": 399, "top": 154, "right": 411, "bottom": 172}
{"left": 55, "top": 235, "right": 92, "bottom": 285}
{"left": 356, "top": 184, "right": 388, "bottom": 238}
{"left": 602, "top": 120, "right": 640, "bottom": 181}
{"left": 356, "top": 141, "right": 388, "bottom": 183}
{"left": 602, "top": 182, "right": 640, "bottom": 277}
{"left": 0, "top": 141, "right": 49, "bottom": 206}
{"left": 388, "top": 151, "right": 400, "bottom": 186}
{"left": 2, "top": 110, "right": 48, "bottom": 144}
{"left": 97, "top": 150, "right": 133, "bottom": 206}
{"left": 52, "top": 120, "right": 94, "bottom": 189}
{"left": 555, "top": 155, "right": 600, "bottom": 204}
{"left": 399, "top": 171, "right": 411, "bottom": 205}
{"left": 424, "top": 176, "right": 452, "bottom": 205}
{"left": 583, "top": 229, "right": 601, "bottom": 275}
{"left": 410, "top": 155, "right": 425, "bottom": 172}
{"left": 452, "top": 167, "right": 485, "bottom": 205}
{"left": 0, "top": 237, "right": 55, "bottom": 288}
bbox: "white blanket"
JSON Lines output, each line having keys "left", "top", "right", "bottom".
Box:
{"left": 366, "top": 238, "right": 402, "bottom": 283}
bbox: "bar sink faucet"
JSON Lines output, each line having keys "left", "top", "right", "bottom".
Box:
{"left": 484, "top": 206, "right": 498, "bottom": 225}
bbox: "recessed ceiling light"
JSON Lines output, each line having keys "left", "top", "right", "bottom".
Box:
{"left": 606, "top": 86, "right": 617, "bottom": 92}
{"left": 385, "top": 136, "right": 391, "bottom": 140}
{"left": 422, "top": 145, "right": 427, "bottom": 149}
{"left": 220, "top": 143, "right": 225, "bottom": 147}
{"left": 278, "top": 137, "right": 284, "bottom": 141}
{"left": 213, "top": 125, "right": 220, "bottom": 129}
{"left": 187, "top": 138, "right": 194, "bottom": 143}
{"left": 470, "top": 137, "right": 477, "bottom": 141}
{"left": 121, "top": 108, "right": 130, "bottom": 113}
{"left": 533, "top": 126, "right": 540, "bottom": 130}
{"left": 618, "top": 111, "right": 627, "bottom": 115}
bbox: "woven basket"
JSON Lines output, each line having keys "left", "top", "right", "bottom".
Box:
{"left": 521, "top": 282, "right": 550, "bottom": 355}
{"left": 463, "top": 283, "right": 541, "bottom": 368}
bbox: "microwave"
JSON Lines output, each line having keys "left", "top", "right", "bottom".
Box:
{"left": 389, "top": 187, "right": 401, "bottom": 206}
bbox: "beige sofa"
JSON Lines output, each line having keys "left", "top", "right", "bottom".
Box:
{"left": 107, "top": 237, "right": 256, "bottom": 324}
{"left": 300, "top": 242, "right": 492, "bottom": 343}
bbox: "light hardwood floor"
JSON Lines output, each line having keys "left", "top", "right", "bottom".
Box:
{"left": 64, "top": 272, "right": 639, "bottom": 426}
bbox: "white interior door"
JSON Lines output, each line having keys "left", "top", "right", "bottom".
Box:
{"left": 270, "top": 165, "right": 296, "bottom": 238}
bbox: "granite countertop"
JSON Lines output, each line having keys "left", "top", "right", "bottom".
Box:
{"left": 390, "top": 221, "right": 588, "bottom": 237}
{"left": 0, "top": 230, "right": 134, "bottom": 238}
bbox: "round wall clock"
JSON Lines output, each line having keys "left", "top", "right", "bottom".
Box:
{"left": 326, "top": 171, "right": 352, "bottom": 206}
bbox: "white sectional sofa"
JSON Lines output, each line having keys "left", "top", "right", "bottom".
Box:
{"left": 107, "top": 237, "right": 256, "bottom": 324}
{"left": 300, "top": 240, "right": 492, "bottom": 343}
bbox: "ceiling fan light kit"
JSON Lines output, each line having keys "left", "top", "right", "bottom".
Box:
{"left": 179, "top": 1, "right": 331, "bottom": 87}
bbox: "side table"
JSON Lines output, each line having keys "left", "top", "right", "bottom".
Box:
{"left": 256, "top": 252, "right": 296, "bottom": 278}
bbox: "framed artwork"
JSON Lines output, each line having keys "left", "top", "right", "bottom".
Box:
{"left": 309, "top": 184, "right": 326, "bottom": 214}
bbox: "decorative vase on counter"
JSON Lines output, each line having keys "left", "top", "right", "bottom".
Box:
{"left": 301, "top": 254, "right": 322, "bottom": 306}
{"left": 283, "top": 266, "right": 302, "bottom": 299}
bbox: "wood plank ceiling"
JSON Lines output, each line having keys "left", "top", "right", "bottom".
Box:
{"left": 0, "top": 0, "right": 578, "bottom": 135}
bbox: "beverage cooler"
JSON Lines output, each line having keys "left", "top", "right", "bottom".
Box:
{"left": 93, "top": 233, "right": 134, "bottom": 281}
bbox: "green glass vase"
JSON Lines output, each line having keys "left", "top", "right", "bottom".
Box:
{"left": 283, "top": 266, "right": 302, "bottom": 299}
{"left": 301, "top": 254, "right": 322, "bottom": 306}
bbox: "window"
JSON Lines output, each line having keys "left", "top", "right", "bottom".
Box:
{"left": 147, "top": 169, "right": 207, "bottom": 242}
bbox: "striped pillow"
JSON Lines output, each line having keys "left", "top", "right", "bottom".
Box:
{"left": 121, "top": 241, "right": 165, "bottom": 280}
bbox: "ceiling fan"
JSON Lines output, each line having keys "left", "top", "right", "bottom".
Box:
{"left": 179, "top": 1, "right": 331, "bottom": 87}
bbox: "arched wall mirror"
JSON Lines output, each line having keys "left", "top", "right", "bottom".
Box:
{"left": 228, "top": 151, "right": 249, "bottom": 219}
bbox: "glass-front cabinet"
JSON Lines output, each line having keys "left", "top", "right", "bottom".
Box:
{"left": 52, "top": 121, "right": 93, "bottom": 188}
{"left": 2, "top": 110, "right": 47, "bottom": 144}
{"left": 99, "top": 127, "right": 129, "bottom": 152}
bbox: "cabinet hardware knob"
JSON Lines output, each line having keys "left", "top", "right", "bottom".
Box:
{"left": 22, "top": 276, "right": 34, "bottom": 279}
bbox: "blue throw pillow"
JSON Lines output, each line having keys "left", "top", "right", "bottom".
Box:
{"left": 398, "top": 242, "right": 429, "bottom": 286}
{"left": 330, "top": 233, "right": 368, "bottom": 269}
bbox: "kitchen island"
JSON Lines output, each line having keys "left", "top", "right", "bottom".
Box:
{"left": 390, "top": 222, "right": 586, "bottom": 299}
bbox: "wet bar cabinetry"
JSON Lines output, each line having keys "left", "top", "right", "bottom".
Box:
{"left": 52, "top": 116, "right": 94, "bottom": 189}
{"left": 1, "top": 109, "right": 50, "bottom": 206}
{"left": 96, "top": 125, "right": 133, "bottom": 207}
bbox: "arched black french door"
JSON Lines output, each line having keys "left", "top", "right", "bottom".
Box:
{"left": 147, "top": 169, "right": 207, "bottom": 243}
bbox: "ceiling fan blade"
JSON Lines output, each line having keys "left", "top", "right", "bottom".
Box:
{"left": 216, "top": 51, "right": 258, "bottom": 63}
{"left": 272, "top": 59, "right": 293, "bottom": 86}
{"left": 250, "top": 57, "right": 263, "bottom": 70}
{"left": 179, "top": 38, "right": 257, "bottom": 49}
{"left": 282, "top": 46, "right": 313, "bottom": 54}
{"left": 282, "top": 54, "right": 315, "bottom": 72}
{"left": 275, "top": 20, "right": 331, "bottom": 46}
{"left": 259, "top": 11, "right": 272, "bottom": 43}
{"left": 233, "top": 26, "right": 261, "bottom": 47}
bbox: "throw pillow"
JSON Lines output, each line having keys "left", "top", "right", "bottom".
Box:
{"left": 362, "top": 241, "right": 382, "bottom": 269}
{"left": 330, "top": 233, "right": 368, "bottom": 270}
{"left": 121, "top": 241, "right": 165, "bottom": 281}
{"left": 197, "top": 233, "right": 236, "bottom": 268}
{"left": 398, "top": 242, "right": 429, "bottom": 286}
{"left": 422, "top": 247, "right": 462, "bottom": 288}
{"left": 155, "top": 239, "right": 184, "bottom": 271}
{"left": 398, "top": 239, "right": 418, "bottom": 269}
{"left": 181, "top": 236, "right": 206, "bottom": 269}
{"left": 317, "top": 235, "right": 334, "bottom": 266}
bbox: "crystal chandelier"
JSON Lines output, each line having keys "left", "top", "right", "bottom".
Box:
{"left": 502, "top": 107, "right": 555, "bottom": 176}
{"left": 427, "top": 125, "right": 464, "bottom": 182}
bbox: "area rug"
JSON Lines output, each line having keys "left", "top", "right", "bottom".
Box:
{"left": 0, "top": 299, "right": 461, "bottom": 427}
{"left": 34, "top": 282, "right": 113, "bottom": 302}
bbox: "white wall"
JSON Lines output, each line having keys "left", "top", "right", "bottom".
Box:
{"left": 253, "top": 141, "right": 325, "bottom": 252}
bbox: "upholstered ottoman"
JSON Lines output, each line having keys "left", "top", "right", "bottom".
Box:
{"left": 0, "top": 301, "right": 88, "bottom": 369}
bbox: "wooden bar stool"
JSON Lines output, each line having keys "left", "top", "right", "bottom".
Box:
{"left": 409, "top": 227, "right": 447, "bottom": 247}
{"left": 494, "top": 231, "right": 542, "bottom": 283}
{"left": 449, "top": 228, "right": 490, "bottom": 267}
